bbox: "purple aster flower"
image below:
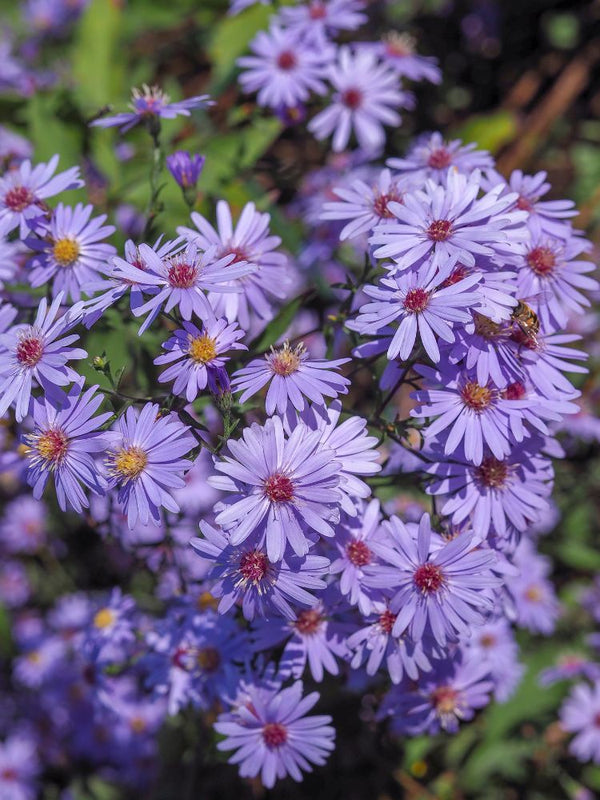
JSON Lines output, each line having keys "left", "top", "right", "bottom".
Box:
{"left": 388, "top": 132, "right": 493, "bottom": 182}
{"left": 112, "top": 240, "right": 252, "bottom": 334}
{"left": 105, "top": 403, "right": 195, "bottom": 528}
{"left": 232, "top": 340, "right": 349, "bottom": 416}
{"left": 360, "top": 33, "right": 441, "bottom": 83}
{"left": 411, "top": 364, "right": 529, "bottom": 465}
{"left": 0, "top": 293, "right": 86, "bottom": 422}
{"left": 26, "top": 202, "right": 116, "bottom": 301}
{"left": 14, "top": 635, "right": 65, "bottom": 688}
{"left": 487, "top": 168, "right": 578, "bottom": 238}
{"left": 347, "top": 599, "right": 432, "bottom": 683}
{"left": 516, "top": 332, "right": 588, "bottom": 399}
{"left": 24, "top": 381, "right": 111, "bottom": 513}
{"left": 251, "top": 602, "right": 349, "bottom": 682}
{"left": 426, "top": 440, "right": 554, "bottom": 539}
{"left": 516, "top": 229, "right": 597, "bottom": 331}
{"left": 0, "top": 495, "right": 47, "bottom": 554}
{"left": 279, "top": 0, "right": 367, "bottom": 35}
{"left": 461, "top": 618, "right": 524, "bottom": 701}
{"left": 0, "top": 124, "right": 33, "bottom": 165}
{"left": 0, "top": 734, "right": 40, "bottom": 800}
{"left": 370, "top": 168, "right": 527, "bottom": 272}
{"left": 84, "top": 588, "right": 137, "bottom": 662}
{"left": 166, "top": 151, "right": 205, "bottom": 188}
{"left": 540, "top": 654, "right": 600, "bottom": 687}
{"left": 215, "top": 679, "right": 335, "bottom": 788}
{"left": 380, "top": 653, "right": 493, "bottom": 735}
{"left": 90, "top": 84, "right": 211, "bottom": 133}
{"left": 329, "top": 499, "right": 387, "bottom": 614}
{"left": 191, "top": 521, "right": 330, "bottom": 621}
{"left": 505, "top": 539, "right": 560, "bottom": 634}
{"left": 0, "top": 561, "right": 30, "bottom": 607}
{"left": 349, "top": 268, "right": 480, "bottom": 362}
{"left": 440, "top": 261, "right": 518, "bottom": 323}
{"left": 155, "top": 316, "right": 246, "bottom": 403}
{"left": 238, "top": 25, "right": 334, "bottom": 109}
{"left": 178, "top": 201, "right": 290, "bottom": 329}
{"left": 560, "top": 681, "right": 600, "bottom": 764}
{"left": 320, "top": 168, "right": 410, "bottom": 240}
{"left": 296, "top": 400, "right": 382, "bottom": 514}
{"left": 0, "top": 154, "right": 82, "bottom": 237}
{"left": 143, "top": 608, "right": 244, "bottom": 715}
{"left": 365, "top": 513, "right": 501, "bottom": 646}
{"left": 308, "top": 47, "right": 407, "bottom": 154}
{"left": 210, "top": 415, "right": 342, "bottom": 561}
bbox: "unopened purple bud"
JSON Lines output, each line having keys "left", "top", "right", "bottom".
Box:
{"left": 166, "top": 151, "right": 205, "bottom": 189}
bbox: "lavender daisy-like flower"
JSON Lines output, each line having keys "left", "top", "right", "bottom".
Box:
{"left": 24, "top": 381, "right": 111, "bottom": 513}
{"left": 232, "top": 340, "right": 350, "bottom": 416}
{"left": 370, "top": 168, "right": 526, "bottom": 272}
{"left": 308, "top": 47, "right": 406, "bottom": 153}
{"left": 365, "top": 514, "right": 500, "bottom": 646}
{"left": 388, "top": 132, "right": 493, "bottom": 182}
{"left": 0, "top": 293, "right": 85, "bottom": 422}
{"left": 105, "top": 403, "right": 195, "bottom": 528}
{"left": 349, "top": 268, "right": 480, "bottom": 362}
{"left": 215, "top": 679, "right": 335, "bottom": 788}
{"left": 505, "top": 540, "right": 560, "bottom": 634}
{"left": 90, "top": 84, "right": 211, "bottom": 132}
{"left": 321, "top": 168, "right": 409, "bottom": 240}
{"left": 155, "top": 317, "right": 246, "bottom": 402}
{"left": 361, "top": 33, "right": 441, "bottom": 83}
{"left": 0, "top": 733, "right": 40, "bottom": 800}
{"left": 192, "top": 522, "right": 330, "bottom": 621}
{"left": 210, "top": 415, "right": 343, "bottom": 561}
{"left": 426, "top": 441, "right": 554, "bottom": 539}
{"left": 411, "top": 364, "right": 528, "bottom": 465}
{"left": 278, "top": 0, "right": 367, "bottom": 35}
{"left": 26, "top": 202, "right": 116, "bottom": 301}
{"left": 178, "top": 201, "right": 290, "bottom": 328}
{"left": 347, "top": 599, "right": 433, "bottom": 683}
{"left": 516, "top": 229, "right": 597, "bottom": 331}
{"left": 381, "top": 653, "right": 494, "bottom": 735}
{"left": 238, "top": 25, "right": 334, "bottom": 109}
{"left": 112, "top": 241, "right": 252, "bottom": 334}
{"left": 0, "top": 154, "right": 82, "bottom": 237}
{"left": 166, "top": 151, "right": 205, "bottom": 189}
{"left": 560, "top": 681, "right": 600, "bottom": 764}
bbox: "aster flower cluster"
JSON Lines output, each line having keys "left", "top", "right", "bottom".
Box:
{"left": 0, "top": 0, "right": 598, "bottom": 796}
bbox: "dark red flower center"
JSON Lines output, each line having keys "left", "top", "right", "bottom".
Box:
{"left": 264, "top": 473, "right": 294, "bottom": 503}
{"left": 197, "top": 646, "right": 221, "bottom": 672}
{"left": 167, "top": 260, "right": 198, "bottom": 288}
{"left": 346, "top": 540, "right": 372, "bottom": 567}
{"left": 224, "top": 246, "right": 248, "bottom": 265}
{"left": 427, "top": 147, "right": 452, "bottom": 169}
{"left": 403, "top": 287, "right": 430, "bottom": 313}
{"left": 441, "top": 264, "right": 468, "bottom": 288}
{"left": 479, "top": 634, "right": 496, "bottom": 648}
{"left": 516, "top": 195, "right": 534, "bottom": 212}
{"left": 4, "top": 185, "right": 34, "bottom": 212}
{"left": 373, "top": 190, "right": 402, "bottom": 219}
{"left": 294, "top": 608, "right": 323, "bottom": 635}
{"left": 475, "top": 456, "right": 508, "bottom": 488}
{"left": 277, "top": 50, "right": 297, "bottom": 70}
{"left": 461, "top": 380, "right": 493, "bottom": 411}
{"left": 0, "top": 767, "right": 17, "bottom": 781}
{"left": 16, "top": 335, "right": 43, "bottom": 366}
{"left": 309, "top": 2, "right": 327, "bottom": 19}
{"left": 427, "top": 219, "right": 453, "bottom": 241}
{"left": 431, "top": 686, "right": 459, "bottom": 715}
{"left": 341, "top": 88, "right": 363, "bottom": 109}
{"left": 262, "top": 722, "right": 288, "bottom": 748}
{"left": 413, "top": 563, "right": 444, "bottom": 594}
{"left": 594, "top": 712, "right": 600, "bottom": 728}
{"left": 378, "top": 609, "right": 397, "bottom": 634}
{"left": 239, "top": 550, "right": 269, "bottom": 583}
{"left": 526, "top": 246, "right": 556, "bottom": 276}
{"left": 503, "top": 381, "right": 526, "bottom": 400}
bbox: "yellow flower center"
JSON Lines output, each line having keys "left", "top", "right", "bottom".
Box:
{"left": 188, "top": 333, "right": 217, "bottom": 364}
{"left": 130, "top": 717, "right": 147, "bottom": 733}
{"left": 31, "top": 428, "right": 69, "bottom": 466}
{"left": 53, "top": 238, "right": 80, "bottom": 267}
{"left": 93, "top": 608, "right": 115, "bottom": 629}
{"left": 268, "top": 341, "right": 304, "bottom": 376}
{"left": 112, "top": 446, "right": 148, "bottom": 481}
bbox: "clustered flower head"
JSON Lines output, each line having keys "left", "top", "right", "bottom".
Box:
{"left": 0, "top": 0, "right": 598, "bottom": 796}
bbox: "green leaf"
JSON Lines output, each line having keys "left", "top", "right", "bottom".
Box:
{"left": 451, "top": 110, "right": 518, "bottom": 154}
{"left": 207, "top": 3, "right": 273, "bottom": 92}
{"left": 249, "top": 294, "right": 311, "bottom": 352}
